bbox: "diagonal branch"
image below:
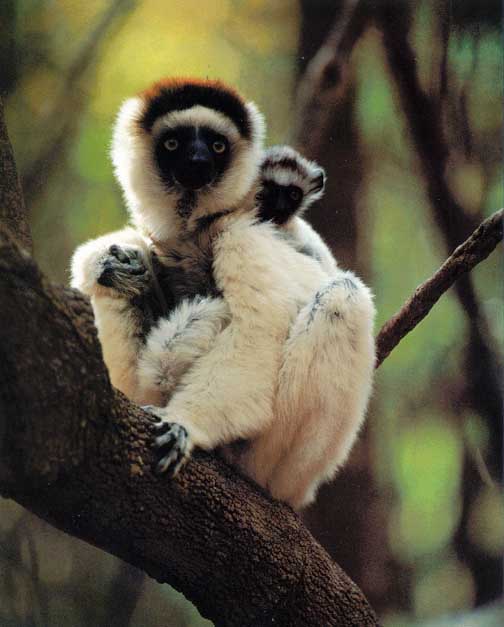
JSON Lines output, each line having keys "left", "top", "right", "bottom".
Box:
{"left": 375, "top": 208, "right": 503, "bottom": 367}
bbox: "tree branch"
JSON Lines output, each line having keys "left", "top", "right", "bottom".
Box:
{"left": 0, "top": 225, "right": 379, "bottom": 625}
{"left": 0, "top": 97, "right": 31, "bottom": 252}
{"left": 375, "top": 208, "right": 503, "bottom": 367}
{"left": 292, "top": 0, "right": 370, "bottom": 158}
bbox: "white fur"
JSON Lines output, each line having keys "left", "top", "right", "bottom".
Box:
{"left": 71, "top": 87, "right": 376, "bottom": 510}
{"left": 137, "top": 296, "right": 231, "bottom": 405}
{"left": 284, "top": 217, "right": 338, "bottom": 275}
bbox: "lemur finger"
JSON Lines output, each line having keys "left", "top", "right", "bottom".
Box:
{"left": 153, "top": 423, "right": 187, "bottom": 449}
{"left": 153, "top": 429, "right": 177, "bottom": 449}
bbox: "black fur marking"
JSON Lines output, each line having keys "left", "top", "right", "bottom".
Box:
{"left": 257, "top": 181, "right": 303, "bottom": 225}
{"left": 261, "top": 157, "right": 307, "bottom": 177}
{"left": 194, "top": 209, "right": 233, "bottom": 233}
{"left": 176, "top": 190, "right": 197, "bottom": 219}
{"left": 297, "top": 245, "right": 322, "bottom": 262}
{"left": 141, "top": 84, "right": 251, "bottom": 138}
{"left": 155, "top": 244, "right": 220, "bottom": 311}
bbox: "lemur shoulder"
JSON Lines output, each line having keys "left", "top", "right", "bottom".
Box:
{"left": 71, "top": 78, "right": 375, "bottom": 510}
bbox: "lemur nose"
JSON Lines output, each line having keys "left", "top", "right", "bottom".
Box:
{"left": 176, "top": 139, "right": 215, "bottom": 190}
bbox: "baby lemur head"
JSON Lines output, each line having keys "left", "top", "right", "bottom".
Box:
{"left": 257, "top": 145, "right": 326, "bottom": 226}
{"left": 112, "top": 78, "right": 265, "bottom": 240}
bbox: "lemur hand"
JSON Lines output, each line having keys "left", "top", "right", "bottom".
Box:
{"left": 97, "top": 244, "right": 151, "bottom": 297}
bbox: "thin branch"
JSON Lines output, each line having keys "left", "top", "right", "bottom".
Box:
{"left": 0, "top": 97, "right": 31, "bottom": 251}
{"left": 292, "top": 0, "right": 370, "bottom": 158}
{"left": 375, "top": 209, "right": 503, "bottom": 367}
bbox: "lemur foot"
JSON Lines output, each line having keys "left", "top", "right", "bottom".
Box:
{"left": 143, "top": 406, "right": 191, "bottom": 476}
{"left": 97, "top": 244, "right": 151, "bottom": 296}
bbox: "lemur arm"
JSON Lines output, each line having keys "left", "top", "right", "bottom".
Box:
{"left": 70, "top": 228, "right": 156, "bottom": 403}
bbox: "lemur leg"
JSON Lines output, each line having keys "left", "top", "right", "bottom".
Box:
{"left": 70, "top": 228, "right": 157, "bottom": 402}
{"left": 137, "top": 296, "right": 230, "bottom": 403}
{"left": 249, "top": 272, "right": 376, "bottom": 509}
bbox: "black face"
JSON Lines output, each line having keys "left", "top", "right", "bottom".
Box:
{"left": 154, "top": 125, "right": 231, "bottom": 191}
{"left": 257, "top": 181, "right": 304, "bottom": 225}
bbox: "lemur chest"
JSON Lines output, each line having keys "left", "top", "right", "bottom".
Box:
{"left": 153, "top": 237, "right": 220, "bottom": 309}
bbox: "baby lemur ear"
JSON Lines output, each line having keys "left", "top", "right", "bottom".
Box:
{"left": 312, "top": 169, "right": 326, "bottom": 194}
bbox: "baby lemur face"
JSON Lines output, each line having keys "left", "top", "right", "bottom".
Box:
{"left": 258, "top": 180, "right": 304, "bottom": 225}
{"left": 154, "top": 125, "right": 232, "bottom": 191}
{"left": 257, "top": 146, "right": 326, "bottom": 226}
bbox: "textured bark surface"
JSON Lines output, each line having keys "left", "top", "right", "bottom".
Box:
{"left": 0, "top": 227, "right": 379, "bottom": 626}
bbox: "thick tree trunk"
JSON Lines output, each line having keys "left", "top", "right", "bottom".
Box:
{"left": 0, "top": 227, "right": 379, "bottom": 626}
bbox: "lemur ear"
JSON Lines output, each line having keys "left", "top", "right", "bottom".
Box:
{"left": 312, "top": 169, "right": 326, "bottom": 194}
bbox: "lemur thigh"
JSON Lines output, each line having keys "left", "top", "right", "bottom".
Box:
{"left": 153, "top": 219, "right": 328, "bottom": 452}
{"left": 250, "top": 273, "right": 375, "bottom": 509}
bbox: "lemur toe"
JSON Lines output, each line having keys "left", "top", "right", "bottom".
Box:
{"left": 152, "top": 423, "right": 190, "bottom": 476}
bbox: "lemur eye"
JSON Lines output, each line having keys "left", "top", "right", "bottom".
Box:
{"left": 290, "top": 188, "right": 302, "bottom": 201}
{"left": 164, "top": 138, "right": 179, "bottom": 151}
{"left": 212, "top": 141, "right": 226, "bottom": 154}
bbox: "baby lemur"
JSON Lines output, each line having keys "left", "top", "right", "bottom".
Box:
{"left": 71, "top": 78, "right": 375, "bottom": 509}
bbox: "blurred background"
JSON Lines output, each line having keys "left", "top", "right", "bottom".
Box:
{"left": 1, "top": 0, "right": 502, "bottom": 625}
